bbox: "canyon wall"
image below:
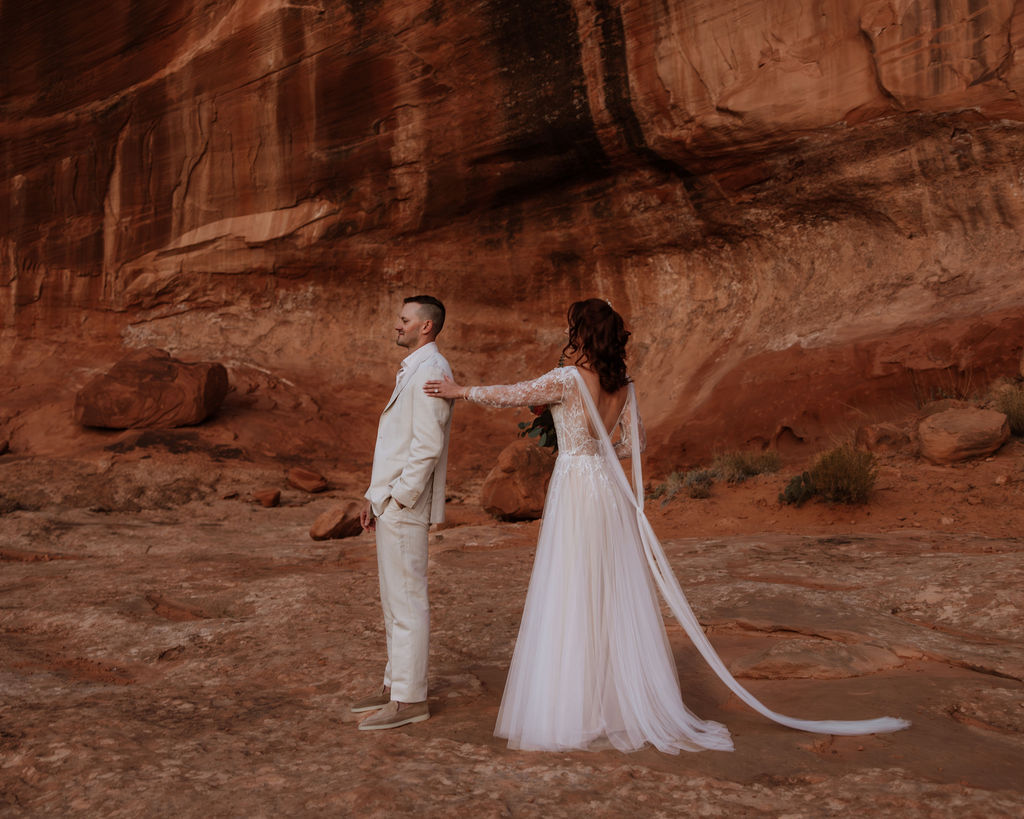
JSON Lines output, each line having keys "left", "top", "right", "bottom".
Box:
{"left": 3, "top": 0, "right": 1024, "bottom": 470}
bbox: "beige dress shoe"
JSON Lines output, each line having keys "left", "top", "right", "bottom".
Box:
{"left": 350, "top": 686, "right": 390, "bottom": 714}
{"left": 357, "top": 700, "right": 429, "bottom": 731}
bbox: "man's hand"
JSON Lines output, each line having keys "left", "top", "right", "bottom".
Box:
{"left": 360, "top": 500, "right": 376, "bottom": 531}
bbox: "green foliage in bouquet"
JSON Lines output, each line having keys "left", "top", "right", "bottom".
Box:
{"left": 519, "top": 405, "right": 558, "bottom": 451}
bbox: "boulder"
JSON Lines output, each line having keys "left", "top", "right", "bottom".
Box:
{"left": 854, "top": 422, "right": 911, "bottom": 453}
{"left": 74, "top": 349, "right": 228, "bottom": 429}
{"left": 287, "top": 467, "right": 328, "bottom": 493}
{"left": 918, "top": 408, "right": 1010, "bottom": 464}
{"left": 480, "top": 438, "right": 556, "bottom": 521}
{"left": 309, "top": 501, "right": 364, "bottom": 540}
{"left": 252, "top": 489, "right": 281, "bottom": 508}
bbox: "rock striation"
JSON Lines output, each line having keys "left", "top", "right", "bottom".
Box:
{"left": 729, "top": 637, "right": 904, "bottom": 681}
{"left": 3, "top": 1, "right": 1024, "bottom": 467}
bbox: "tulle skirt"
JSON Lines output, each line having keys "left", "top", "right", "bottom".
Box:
{"left": 494, "top": 453, "right": 734, "bottom": 754}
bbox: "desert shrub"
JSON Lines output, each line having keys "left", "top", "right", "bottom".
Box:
{"left": 648, "top": 468, "right": 715, "bottom": 500}
{"left": 779, "top": 472, "right": 816, "bottom": 507}
{"left": 683, "top": 468, "right": 715, "bottom": 499}
{"left": 994, "top": 382, "right": 1024, "bottom": 436}
{"left": 648, "top": 471, "right": 685, "bottom": 501}
{"left": 810, "top": 444, "right": 877, "bottom": 504}
{"left": 712, "top": 450, "right": 781, "bottom": 484}
{"left": 779, "top": 444, "right": 877, "bottom": 506}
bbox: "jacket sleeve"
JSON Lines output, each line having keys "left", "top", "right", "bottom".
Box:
{"left": 390, "top": 362, "right": 452, "bottom": 509}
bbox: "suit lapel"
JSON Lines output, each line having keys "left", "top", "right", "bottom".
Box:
{"left": 382, "top": 356, "right": 425, "bottom": 413}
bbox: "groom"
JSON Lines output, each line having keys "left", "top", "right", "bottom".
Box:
{"left": 355, "top": 295, "right": 453, "bottom": 730}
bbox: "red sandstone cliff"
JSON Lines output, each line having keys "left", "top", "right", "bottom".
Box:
{"left": 2, "top": 0, "right": 1023, "bottom": 471}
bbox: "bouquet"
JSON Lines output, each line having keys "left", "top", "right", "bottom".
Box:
{"left": 519, "top": 403, "right": 557, "bottom": 450}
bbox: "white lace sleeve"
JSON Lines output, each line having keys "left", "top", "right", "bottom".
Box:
{"left": 613, "top": 393, "right": 646, "bottom": 459}
{"left": 466, "top": 368, "right": 569, "bottom": 409}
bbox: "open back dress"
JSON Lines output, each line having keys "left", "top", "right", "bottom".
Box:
{"left": 467, "top": 366, "right": 909, "bottom": 753}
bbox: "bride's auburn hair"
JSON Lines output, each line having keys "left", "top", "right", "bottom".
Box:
{"left": 562, "top": 298, "right": 630, "bottom": 393}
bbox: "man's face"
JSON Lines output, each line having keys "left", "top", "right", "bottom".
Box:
{"left": 395, "top": 302, "right": 429, "bottom": 350}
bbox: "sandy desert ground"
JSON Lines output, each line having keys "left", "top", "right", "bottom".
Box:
{"left": 1, "top": 430, "right": 1022, "bottom": 817}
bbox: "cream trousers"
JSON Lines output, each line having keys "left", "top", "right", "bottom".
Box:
{"left": 375, "top": 496, "right": 431, "bottom": 702}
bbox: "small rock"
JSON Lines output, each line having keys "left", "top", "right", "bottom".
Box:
{"left": 995, "top": 474, "right": 1009, "bottom": 486}
{"left": 253, "top": 489, "right": 281, "bottom": 508}
{"left": 309, "top": 500, "right": 364, "bottom": 540}
{"left": 917, "top": 408, "right": 1010, "bottom": 464}
{"left": 855, "top": 422, "right": 910, "bottom": 452}
{"left": 940, "top": 516, "right": 955, "bottom": 526}
{"left": 287, "top": 467, "right": 328, "bottom": 493}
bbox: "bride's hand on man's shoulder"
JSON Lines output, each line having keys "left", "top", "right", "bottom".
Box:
{"left": 424, "top": 375, "right": 465, "bottom": 400}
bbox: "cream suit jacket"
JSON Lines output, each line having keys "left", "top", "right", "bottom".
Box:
{"left": 365, "top": 343, "right": 453, "bottom": 524}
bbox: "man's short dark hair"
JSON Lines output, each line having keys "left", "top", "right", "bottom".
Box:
{"left": 404, "top": 295, "right": 445, "bottom": 335}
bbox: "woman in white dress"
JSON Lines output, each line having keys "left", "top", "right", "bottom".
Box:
{"left": 425, "top": 299, "right": 909, "bottom": 753}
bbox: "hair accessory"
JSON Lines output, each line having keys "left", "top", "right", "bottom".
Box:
{"left": 604, "top": 298, "right": 612, "bottom": 308}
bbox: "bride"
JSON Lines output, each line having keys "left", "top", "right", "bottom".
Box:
{"left": 425, "top": 298, "right": 909, "bottom": 753}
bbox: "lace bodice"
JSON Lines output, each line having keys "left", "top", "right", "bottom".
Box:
{"left": 467, "top": 367, "right": 645, "bottom": 458}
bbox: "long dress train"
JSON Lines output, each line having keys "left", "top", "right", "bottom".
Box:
{"left": 467, "top": 367, "right": 910, "bottom": 753}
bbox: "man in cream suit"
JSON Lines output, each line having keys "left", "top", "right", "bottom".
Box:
{"left": 354, "top": 295, "right": 453, "bottom": 730}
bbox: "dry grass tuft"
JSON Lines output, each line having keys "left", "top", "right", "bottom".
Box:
{"left": 994, "top": 382, "right": 1024, "bottom": 436}
{"left": 683, "top": 469, "right": 715, "bottom": 499}
{"left": 651, "top": 450, "right": 781, "bottom": 502}
{"left": 712, "top": 450, "right": 781, "bottom": 484}
{"left": 649, "top": 468, "right": 717, "bottom": 501}
{"left": 648, "top": 471, "right": 685, "bottom": 502}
